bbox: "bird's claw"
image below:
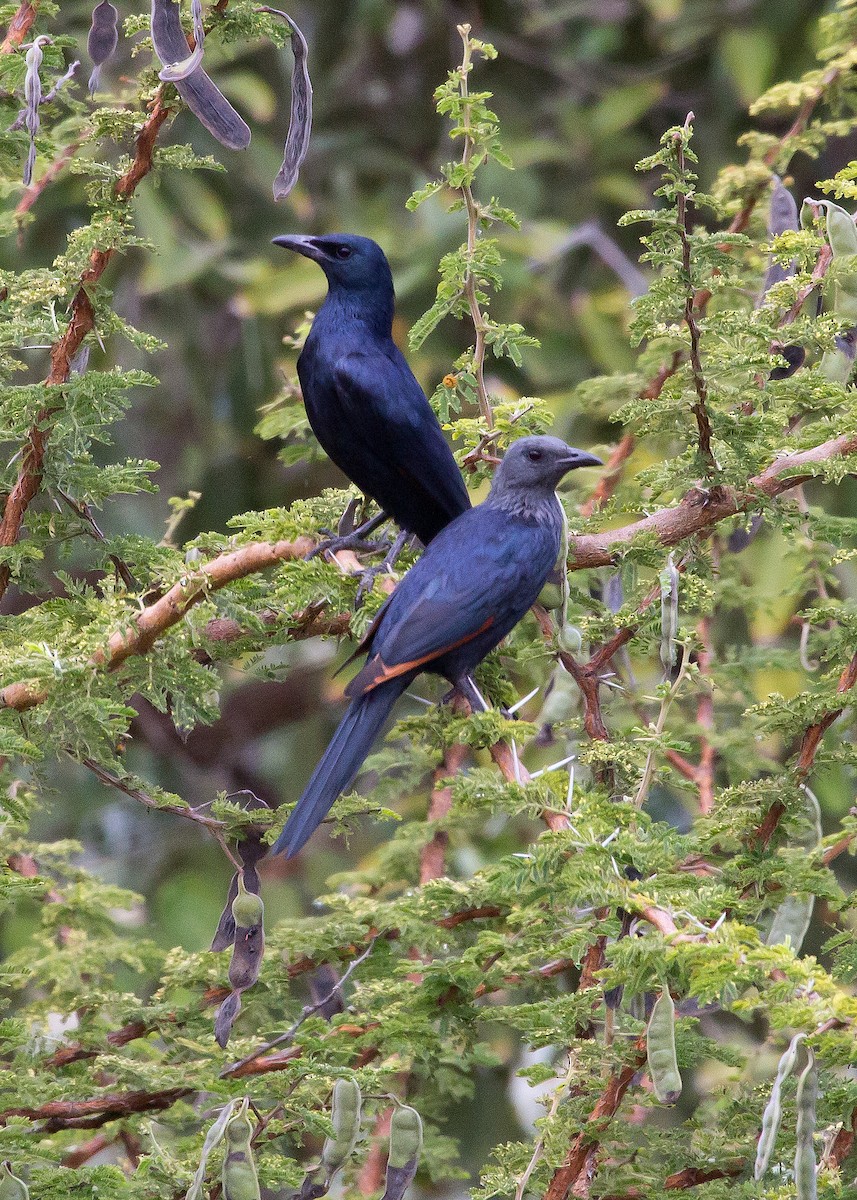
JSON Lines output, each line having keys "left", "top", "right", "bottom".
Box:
{"left": 354, "top": 562, "right": 390, "bottom": 608}
{"left": 307, "top": 532, "right": 387, "bottom": 560}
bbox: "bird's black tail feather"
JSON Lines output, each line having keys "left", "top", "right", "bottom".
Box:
{"left": 273, "top": 676, "right": 409, "bottom": 858}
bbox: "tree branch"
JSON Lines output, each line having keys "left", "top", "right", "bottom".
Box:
{"left": 0, "top": 536, "right": 313, "bottom": 711}
{"left": 0, "top": 1, "right": 38, "bottom": 53}
{"left": 0, "top": 94, "right": 173, "bottom": 600}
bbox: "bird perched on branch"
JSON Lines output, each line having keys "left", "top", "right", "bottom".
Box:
{"left": 273, "top": 435, "right": 602, "bottom": 858}
{"left": 272, "top": 233, "right": 471, "bottom": 552}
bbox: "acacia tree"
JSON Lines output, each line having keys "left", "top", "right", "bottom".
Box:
{"left": 3, "top": 2, "right": 857, "bottom": 1199}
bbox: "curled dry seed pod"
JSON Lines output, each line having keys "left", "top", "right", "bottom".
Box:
{"left": 794, "top": 1048, "right": 818, "bottom": 1200}
{"left": 222, "top": 1099, "right": 261, "bottom": 1200}
{"left": 754, "top": 1031, "right": 805, "bottom": 1180}
{"left": 257, "top": 8, "right": 313, "bottom": 200}
{"left": 160, "top": 0, "right": 205, "bottom": 81}
{"left": 87, "top": 0, "right": 119, "bottom": 95}
{"left": 321, "top": 1078, "right": 362, "bottom": 1181}
{"left": 21, "top": 36, "right": 50, "bottom": 186}
{"left": 0, "top": 1163, "right": 28, "bottom": 1200}
{"left": 646, "top": 988, "right": 681, "bottom": 1105}
{"left": 658, "top": 552, "right": 679, "bottom": 675}
{"left": 151, "top": 0, "right": 250, "bottom": 149}
{"left": 381, "top": 1105, "right": 423, "bottom": 1200}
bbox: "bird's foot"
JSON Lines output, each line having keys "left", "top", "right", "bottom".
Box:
{"left": 353, "top": 528, "right": 411, "bottom": 607}
{"left": 307, "top": 530, "right": 387, "bottom": 560}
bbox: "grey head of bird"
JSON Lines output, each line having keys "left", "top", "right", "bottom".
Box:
{"left": 272, "top": 232, "right": 393, "bottom": 296}
{"left": 489, "top": 435, "right": 602, "bottom": 514}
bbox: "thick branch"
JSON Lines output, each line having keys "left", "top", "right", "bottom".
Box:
{"left": 0, "top": 1, "right": 38, "bottom": 52}
{"left": 0, "top": 95, "right": 173, "bottom": 600}
{"left": 0, "top": 537, "right": 313, "bottom": 711}
{"left": 544, "top": 1040, "right": 647, "bottom": 1200}
{"left": 0, "top": 1087, "right": 191, "bottom": 1132}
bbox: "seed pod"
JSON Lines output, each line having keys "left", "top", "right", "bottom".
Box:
{"left": 604, "top": 571, "right": 623, "bottom": 614}
{"left": 659, "top": 552, "right": 679, "bottom": 675}
{"left": 538, "top": 578, "right": 565, "bottom": 612}
{"left": 381, "top": 1105, "right": 423, "bottom": 1200}
{"left": 87, "top": 1, "right": 118, "bottom": 94}
{"left": 820, "top": 325, "right": 857, "bottom": 384}
{"left": 214, "top": 988, "right": 242, "bottom": 1048}
{"left": 257, "top": 8, "right": 313, "bottom": 201}
{"left": 760, "top": 177, "right": 798, "bottom": 297}
{"left": 222, "top": 1099, "right": 261, "bottom": 1200}
{"left": 819, "top": 200, "right": 857, "bottom": 323}
{"left": 754, "top": 1032, "right": 805, "bottom": 1180}
{"left": 557, "top": 623, "right": 582, "bottom": 655}
{"left": 21, "top": 36, "right": 49, "bottom": 186}
{"left": 0, "top": 1163, "right": 28, "bottom": 1200}
{"left": 150, "top": 0, "right": 250, "bottom": 149}
{"left": 159, "top": 0, "right": 204, "bottom": 81}
{"left": 767, "top": 894, "right": 814, "bottom": 952}
{"left": 321, "top": 1078, "right": 362, "bottom": 1179}
{"left": 794, "top": 1048, "right": 818, "bottom": 1200}
{"left": 646, "top": 989, "right": 681, "bottom": 1105}
{"left": 231, "top": 871, "right": 264, "bottom": 929}
{"left": 186, "top": 1099, "right": 241, "bottom": 1200}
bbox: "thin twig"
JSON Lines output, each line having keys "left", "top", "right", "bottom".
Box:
{"left": 222, "top": 937, "right": 379, "bottom": 1077}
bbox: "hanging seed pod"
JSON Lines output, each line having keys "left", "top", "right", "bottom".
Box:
{"left": 820, "top": 200, "right": 857, "bottom": 329}
{"left": 222, "top": 1099, "right": 261, "bottom": 1200}
{"left": 659, "top": 553, "right": 679, "bottom": 675}
{"left": 760, "top": 177, "right": 799, "bottom": 297}
{"left": 794, "top": 1048, "right": 818, "bottom": 1200}
{"left": 646, "top": 989, "right": 681, "bottom": 1105}
{"left": 21, "top": 36, "right": 50, "bottom": 186}
{"left": 150, "top": 0, "right": 250, "bottom": 149}
{"left": 257, "top": 8, "right": 313, "bottom": 200}
{"left": 754, "top": 1032, "right": 805, "bottom": 1180}
{"left": 0, "top": 1163, "right": 28, "bottom": 1200}
{"left": 767, "top": 893, "right": 815, "bottom": 953}
{"left": 159, "top": 0, "right": 204, "bottom": 81}
{"left": 87, "top": 0, "right": 118, "bottom": 94}
{"left": 185, "top": 1100, "right": 241, "bottom": 1200}
{"left": 381, "top": 1105, "right": 423, "bottom": 1200}
{"left": 214, "top": 989, "right": 242, "bottom": 1049}
{"left": 321, "top": 1078, "right": 362, "bottom": 1181}
{"left": 228, "top": 872, "right": 265, "bottom": 990}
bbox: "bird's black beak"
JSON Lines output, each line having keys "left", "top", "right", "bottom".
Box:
{"left": 559, "top": 449, "right": 603, "bottom": 470}
{"left": 272, "top": 234, "right": 324, "bottom": 261}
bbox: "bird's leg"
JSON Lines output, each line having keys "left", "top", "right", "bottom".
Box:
{"left": 447, "top": 675, "right": 491, "bottom": 713}
{"left": 354, "top": 528, "right": 412, "bottom": 607}
{"left": 307, "top": 509, "right": 389, "bottom": 560}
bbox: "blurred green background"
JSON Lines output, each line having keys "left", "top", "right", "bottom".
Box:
{"left": 2, "top": 0, "right": 847, "bottom": 1180}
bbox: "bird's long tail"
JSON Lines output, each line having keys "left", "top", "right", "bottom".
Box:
{"left": 273, "top": 676, "right": 410, "bottom": 858}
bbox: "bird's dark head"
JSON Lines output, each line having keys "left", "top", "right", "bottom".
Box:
{"left": 272, "top": 233, "right": 393, "bottom": 294}
{"left": 491, "top": 436, "right": 602, "bottom": 508}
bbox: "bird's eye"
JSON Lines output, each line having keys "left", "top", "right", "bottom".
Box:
{"left": 335, "top": 245, "right": 353, "bottom": 260}
{"left": 527, "top": 448, "right": 543, "bottom": 462}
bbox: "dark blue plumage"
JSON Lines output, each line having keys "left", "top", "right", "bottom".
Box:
{"left": 272, "top": 233, "right": 471, "bottom": 545}
{"left": 273, "top": 436, "right": 602, "bottom": 858}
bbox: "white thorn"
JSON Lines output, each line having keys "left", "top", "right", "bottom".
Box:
{"left": 507, "top": 685, "right": 540, "bottom": 715}
{"left": 530, "top": 753, "right": 576, "bottom": 779}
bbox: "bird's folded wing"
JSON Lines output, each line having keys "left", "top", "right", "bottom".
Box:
{"left": 333, "top": 351, "right": 470, "bottom": 519}
{"left": 345, "top": 522, "right": 527, "bottom": 697}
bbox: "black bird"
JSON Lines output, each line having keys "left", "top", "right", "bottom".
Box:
{"left": 272, "top": 233, "right": 471, "bottom": 547}
{"left": 273, "top": 435, "right": 602, "bottom": 858}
